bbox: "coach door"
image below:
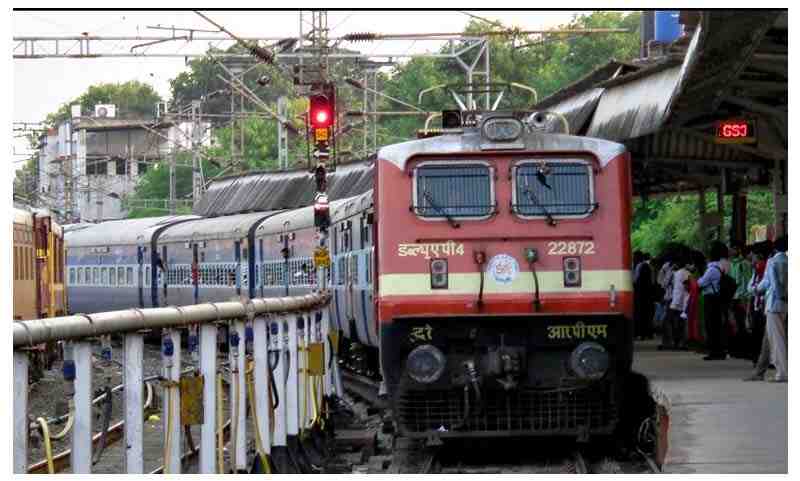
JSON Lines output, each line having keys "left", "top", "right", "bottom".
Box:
{"left": 161, "top": 245, "right": 168, "bottom": 306}
{"left": 258, "top": 238, "right": 265, "bottom": 298}
{"left": 192, "top": 243, "right": 200, "bottom": 304}
{"left": 234, "top": 241, "right": 242, "bottom": 296}
{"left": 137, "top": 246, "right": 144, "bottom": 307}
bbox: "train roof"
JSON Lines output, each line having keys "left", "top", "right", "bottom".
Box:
{"left": 62, "top": 223, "right": 94, "bottom": 234}
{"left": 65, "top": 215, "right": 199, "bottom": 247}
{"left": 158, "top": 211, "right": 283, "bottom": 243}
{"left": 377, "top": 130, "right": 627, "bottom": 171}
{"left": 195, "top": 161, "right": 373, "bottom": 217}
{"left": 331, "top": 190, "right": 373, "bottom": 223}
{"left": 255, "top": 195, "right": 362, "bottom": 237}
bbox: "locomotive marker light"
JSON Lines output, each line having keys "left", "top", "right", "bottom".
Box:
{"left": 569, "top": 342, "right": 609, "bottom": 380}
{"left": 406, "top": 344, "right": 447, "bottom": 384}
{"left": 430, "top": 259, "right": 448, "bottom": 289}
{"left": 563, "top": 256, "right": 582, "bottom": 287}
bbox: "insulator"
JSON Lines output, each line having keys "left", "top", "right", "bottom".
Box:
{"left": 342, "top": 32, "right": 377, "bottom": 42}
{"left": 249, "top": 44, "right": 274, "bottom": 63}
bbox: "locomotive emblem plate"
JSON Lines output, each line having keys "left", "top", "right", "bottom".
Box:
{"left": 487, "top": 254, "right": 519, "bottom": 284}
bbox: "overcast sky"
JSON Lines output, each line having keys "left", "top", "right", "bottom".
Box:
{"left": 11, "top": 10, "right": 592, "bottom": 161}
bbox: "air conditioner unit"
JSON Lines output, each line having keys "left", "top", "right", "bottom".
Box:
{"left": 155, "top": 102, "right": 168, "bottom": 119}
{"left": 94, "top": 104, "right": 116, "bottom": 118}
{"left": 71, "top": 104, "right": 82, "bottom": 119}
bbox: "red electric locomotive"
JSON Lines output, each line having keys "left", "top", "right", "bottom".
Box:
{"left": 373, "top": 111, "right": 633, "bottom": 440}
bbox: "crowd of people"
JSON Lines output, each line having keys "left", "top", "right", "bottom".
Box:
{"left": 633, "top": 236, "right": 788, "bottom": 382}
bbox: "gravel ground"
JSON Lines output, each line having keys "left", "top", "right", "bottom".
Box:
{"left": 25, "top": 338, "right": 251, "bottom": 474}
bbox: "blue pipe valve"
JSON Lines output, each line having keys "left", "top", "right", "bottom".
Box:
{"left": 62, "top": 359, "right": 76, "bottom": 382}
{"left": 245, "top": 325, "right": 254, "bottom": 354}
{"left": 230, "top": 331, "right": 240, "bottom": 357}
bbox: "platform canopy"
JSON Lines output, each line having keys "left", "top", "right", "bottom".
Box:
{"left": 534, "top": 10, "right": 787, "bottom": 198}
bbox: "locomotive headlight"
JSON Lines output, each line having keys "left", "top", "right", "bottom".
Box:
{"left": 482, "top": 117, "right": 523, "bottom": 142}
{"left": 430, "top": 258, "right": 448, "bottom": 289}
{"left": 406, "top": 344, "right": 446, "bottom": 384}
{"left": 570, "top": 342, "right": 609, "bottom": 380}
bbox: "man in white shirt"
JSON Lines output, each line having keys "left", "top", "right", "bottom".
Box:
{"left": 660, "top": 255, "right": 690, "bottom": 350}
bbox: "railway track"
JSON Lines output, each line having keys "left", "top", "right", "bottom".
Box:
{"left": 340, "top": 372, "right": 662, "bottom": 474}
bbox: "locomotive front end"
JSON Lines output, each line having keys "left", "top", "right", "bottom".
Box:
{"left": 375, "top": 113, "right": 634, "bottom": 439}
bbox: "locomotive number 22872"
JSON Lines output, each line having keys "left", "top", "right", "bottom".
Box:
{"left": 547, "top": 241, "right": 596, "bottom": 255}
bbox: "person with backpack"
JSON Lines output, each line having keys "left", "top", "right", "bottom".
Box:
{"left": 697, "top": 241, "right": 734, "bottom": 360}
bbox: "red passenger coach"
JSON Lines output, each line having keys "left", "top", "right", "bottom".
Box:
{"left": 373, "top": 112, "right": 634, "bottom": 439}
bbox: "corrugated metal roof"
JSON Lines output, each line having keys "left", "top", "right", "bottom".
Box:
{"left": 65, "top": 215, "right": 198, "bottom": 247}
{"left": 585, "top": 64, "right": 684, "bottom": 141}
{"left": 194, "top": 161, "right": 374, "bottom": 217}
{"left": 666, "top": 10, "right": 782, "bottom": 125}
{"left": 545, "top": 88, "right": 604, "bottom": 135}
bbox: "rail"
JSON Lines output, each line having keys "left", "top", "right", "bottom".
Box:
{"left": 13, "top": 291, "right": 339, "bottom": 474}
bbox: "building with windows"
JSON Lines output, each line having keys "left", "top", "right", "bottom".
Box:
{"left": 36, "top": 105, "right": 209, "bottom": 223}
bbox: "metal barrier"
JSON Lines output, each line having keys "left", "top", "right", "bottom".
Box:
{"left": 13, "top": 292, "right": 340, "bottom": 474}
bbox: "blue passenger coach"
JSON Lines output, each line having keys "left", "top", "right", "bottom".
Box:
{"left": 64, "top": 215, "right": 198, "bottom": 313}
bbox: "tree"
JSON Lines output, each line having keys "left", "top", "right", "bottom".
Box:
{"left": 46, "top": 81, "right": 162, "bottom": 125}
{"left": 377, "top": 12, "right": 641, "bottom": 142}
{"left": 631, "top": 191, "right": 776, "bottom": 256}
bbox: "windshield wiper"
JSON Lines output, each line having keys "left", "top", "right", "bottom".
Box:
{"left": 422, "top": 191, "right": 460, "bottom": 229}
{"left": 521, "top": 183, "right": 556, "bottom": 227}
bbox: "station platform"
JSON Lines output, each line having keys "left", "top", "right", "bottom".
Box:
{"left": 633, "top": 340, "right": 788, "bottom": 473}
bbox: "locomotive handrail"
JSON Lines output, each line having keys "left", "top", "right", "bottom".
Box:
{"left": 13, "top": 292, "right": 330, "bottom": 347}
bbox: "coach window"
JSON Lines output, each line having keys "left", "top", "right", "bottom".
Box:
{"left": 118, "top": 267, "right": 125, "bottom": 286}
{"left": 109, "top": 268, "right": 116, "bottom": 286}
{"left": 93, "top": 267, "right": 99, "bottom": 285}
{"left": 512, "top": 160, "right": 595, "bottom": 219}
{"left": 145, "top": 266, "right": 151, "bottom": 285}
{"left": 77, "top": 268, "right": 83, "bottom": 285}
{"left": 69, "top": 267, "right": 76, "bottom": 285}
{"left": 126, "top": 267, "right": 133, "bottom": 285}
{"left": 413, "top": 162, "right": 495, "bottom": 220}
{"left": 102, "top": 267, "right": 108, "bottom": 284}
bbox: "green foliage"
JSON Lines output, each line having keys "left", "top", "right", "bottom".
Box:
{"left": 379, "top": 11, "right": 640, "bottom": 142}
{"left": 632, "top": 191, "right": 776, "bottom": 256}
{"left": 46, "top": 81, "right": 162, "bottom": 125}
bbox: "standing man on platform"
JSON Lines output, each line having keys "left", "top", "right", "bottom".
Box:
{"left": 756, "top": 236, "right": 788, "bottom": 382}
{"left": 697, "top": 242, "right": 730, "bottom": 360}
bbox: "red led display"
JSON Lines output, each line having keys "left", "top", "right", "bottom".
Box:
{"left": 715, "top": 119, "right": 756, "bottom": 144}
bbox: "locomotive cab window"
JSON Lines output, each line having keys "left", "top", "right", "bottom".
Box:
{"left": 512, "top": 159, "right": 595, "bottom": 219}
{"left": 413, "top": 162, "right": 495, "bottom": 220}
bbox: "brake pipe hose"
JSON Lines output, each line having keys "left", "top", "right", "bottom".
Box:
{"left": 216, "top": 373, "right": 225, "bottom": 474}
{"left": 246, "top": 361, "right": 272, "bottom": 473}
{"left": 162, "top": 333, "right": 176, "bottom": 474}
{"left": 35, "top": 417, "right": 56, "bottom": 474}
{"left": 229, "top": 330, "right": 241, "bottom": 473}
